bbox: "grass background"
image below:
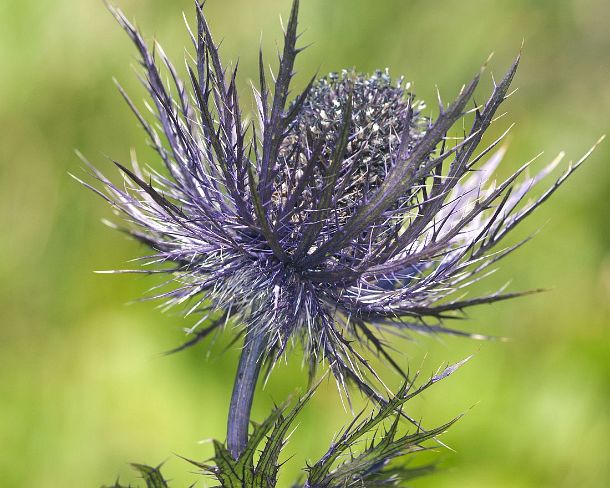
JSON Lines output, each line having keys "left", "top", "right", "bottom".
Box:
{"left": 1, "top": 0, "right": 609, "bottom": 486}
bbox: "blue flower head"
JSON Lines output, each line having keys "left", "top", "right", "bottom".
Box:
{"left": 79, "top": 0, "right": 600, "bottom": 460}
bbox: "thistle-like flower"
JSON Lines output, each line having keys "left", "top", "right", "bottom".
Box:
{"left": 79, "top": 0, "right": 600, "bottom": 460}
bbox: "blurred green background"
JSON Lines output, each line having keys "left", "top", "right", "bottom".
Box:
{"left": 1, "top": 0, "right": 609, "bottom": 486}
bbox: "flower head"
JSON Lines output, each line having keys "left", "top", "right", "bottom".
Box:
{"left": 79, "top": 0, "right": 599, "bottom": 458}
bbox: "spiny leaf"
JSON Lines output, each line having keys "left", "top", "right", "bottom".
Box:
{"left": 305, "top": 360, "right": 468, "bottom": 486}
{"left": 254, "top": 386, "right": 318, "bottom": 486}
{"left": 191, "top": 385, "right": 318, "bottom": 488}
{"left": 102, "top": 464, "right": 168, "bottom": 488}
{"left": 131, "top": 464, "right": 170, "bottom": 488}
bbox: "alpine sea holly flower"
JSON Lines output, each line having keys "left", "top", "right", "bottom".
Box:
{"left": 78, "top": 0, "right": 600, "bottom": 460}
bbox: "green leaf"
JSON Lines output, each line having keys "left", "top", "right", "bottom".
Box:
{"left": 186, "top": 387, "right": 317, "bottom": 488}
{"left": 254, "top": 387, "right": 317, "bottom": 486}
{"left": 131, "top": 464, "right": 170, "bottom": 488}
{"left": 104, "top": 363, "right": 466, "bottom": 488}
{"left": 102, "top": 464, "right": 169, "bottom": 488}
{"left": 304, "top": 360, "right": 468, "bottom": 487}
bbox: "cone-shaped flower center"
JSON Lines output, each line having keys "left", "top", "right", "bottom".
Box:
{"left": 276, "top": 70, "right": 425, "bottom": 225}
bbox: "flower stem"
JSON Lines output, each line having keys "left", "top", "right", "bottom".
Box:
{"left": 227, "top": 330, "right": 268, "bottom": 459}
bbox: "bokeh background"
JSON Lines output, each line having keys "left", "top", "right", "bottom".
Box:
{"left": 1, "top": 0, "right": 609, "bottom": 486}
